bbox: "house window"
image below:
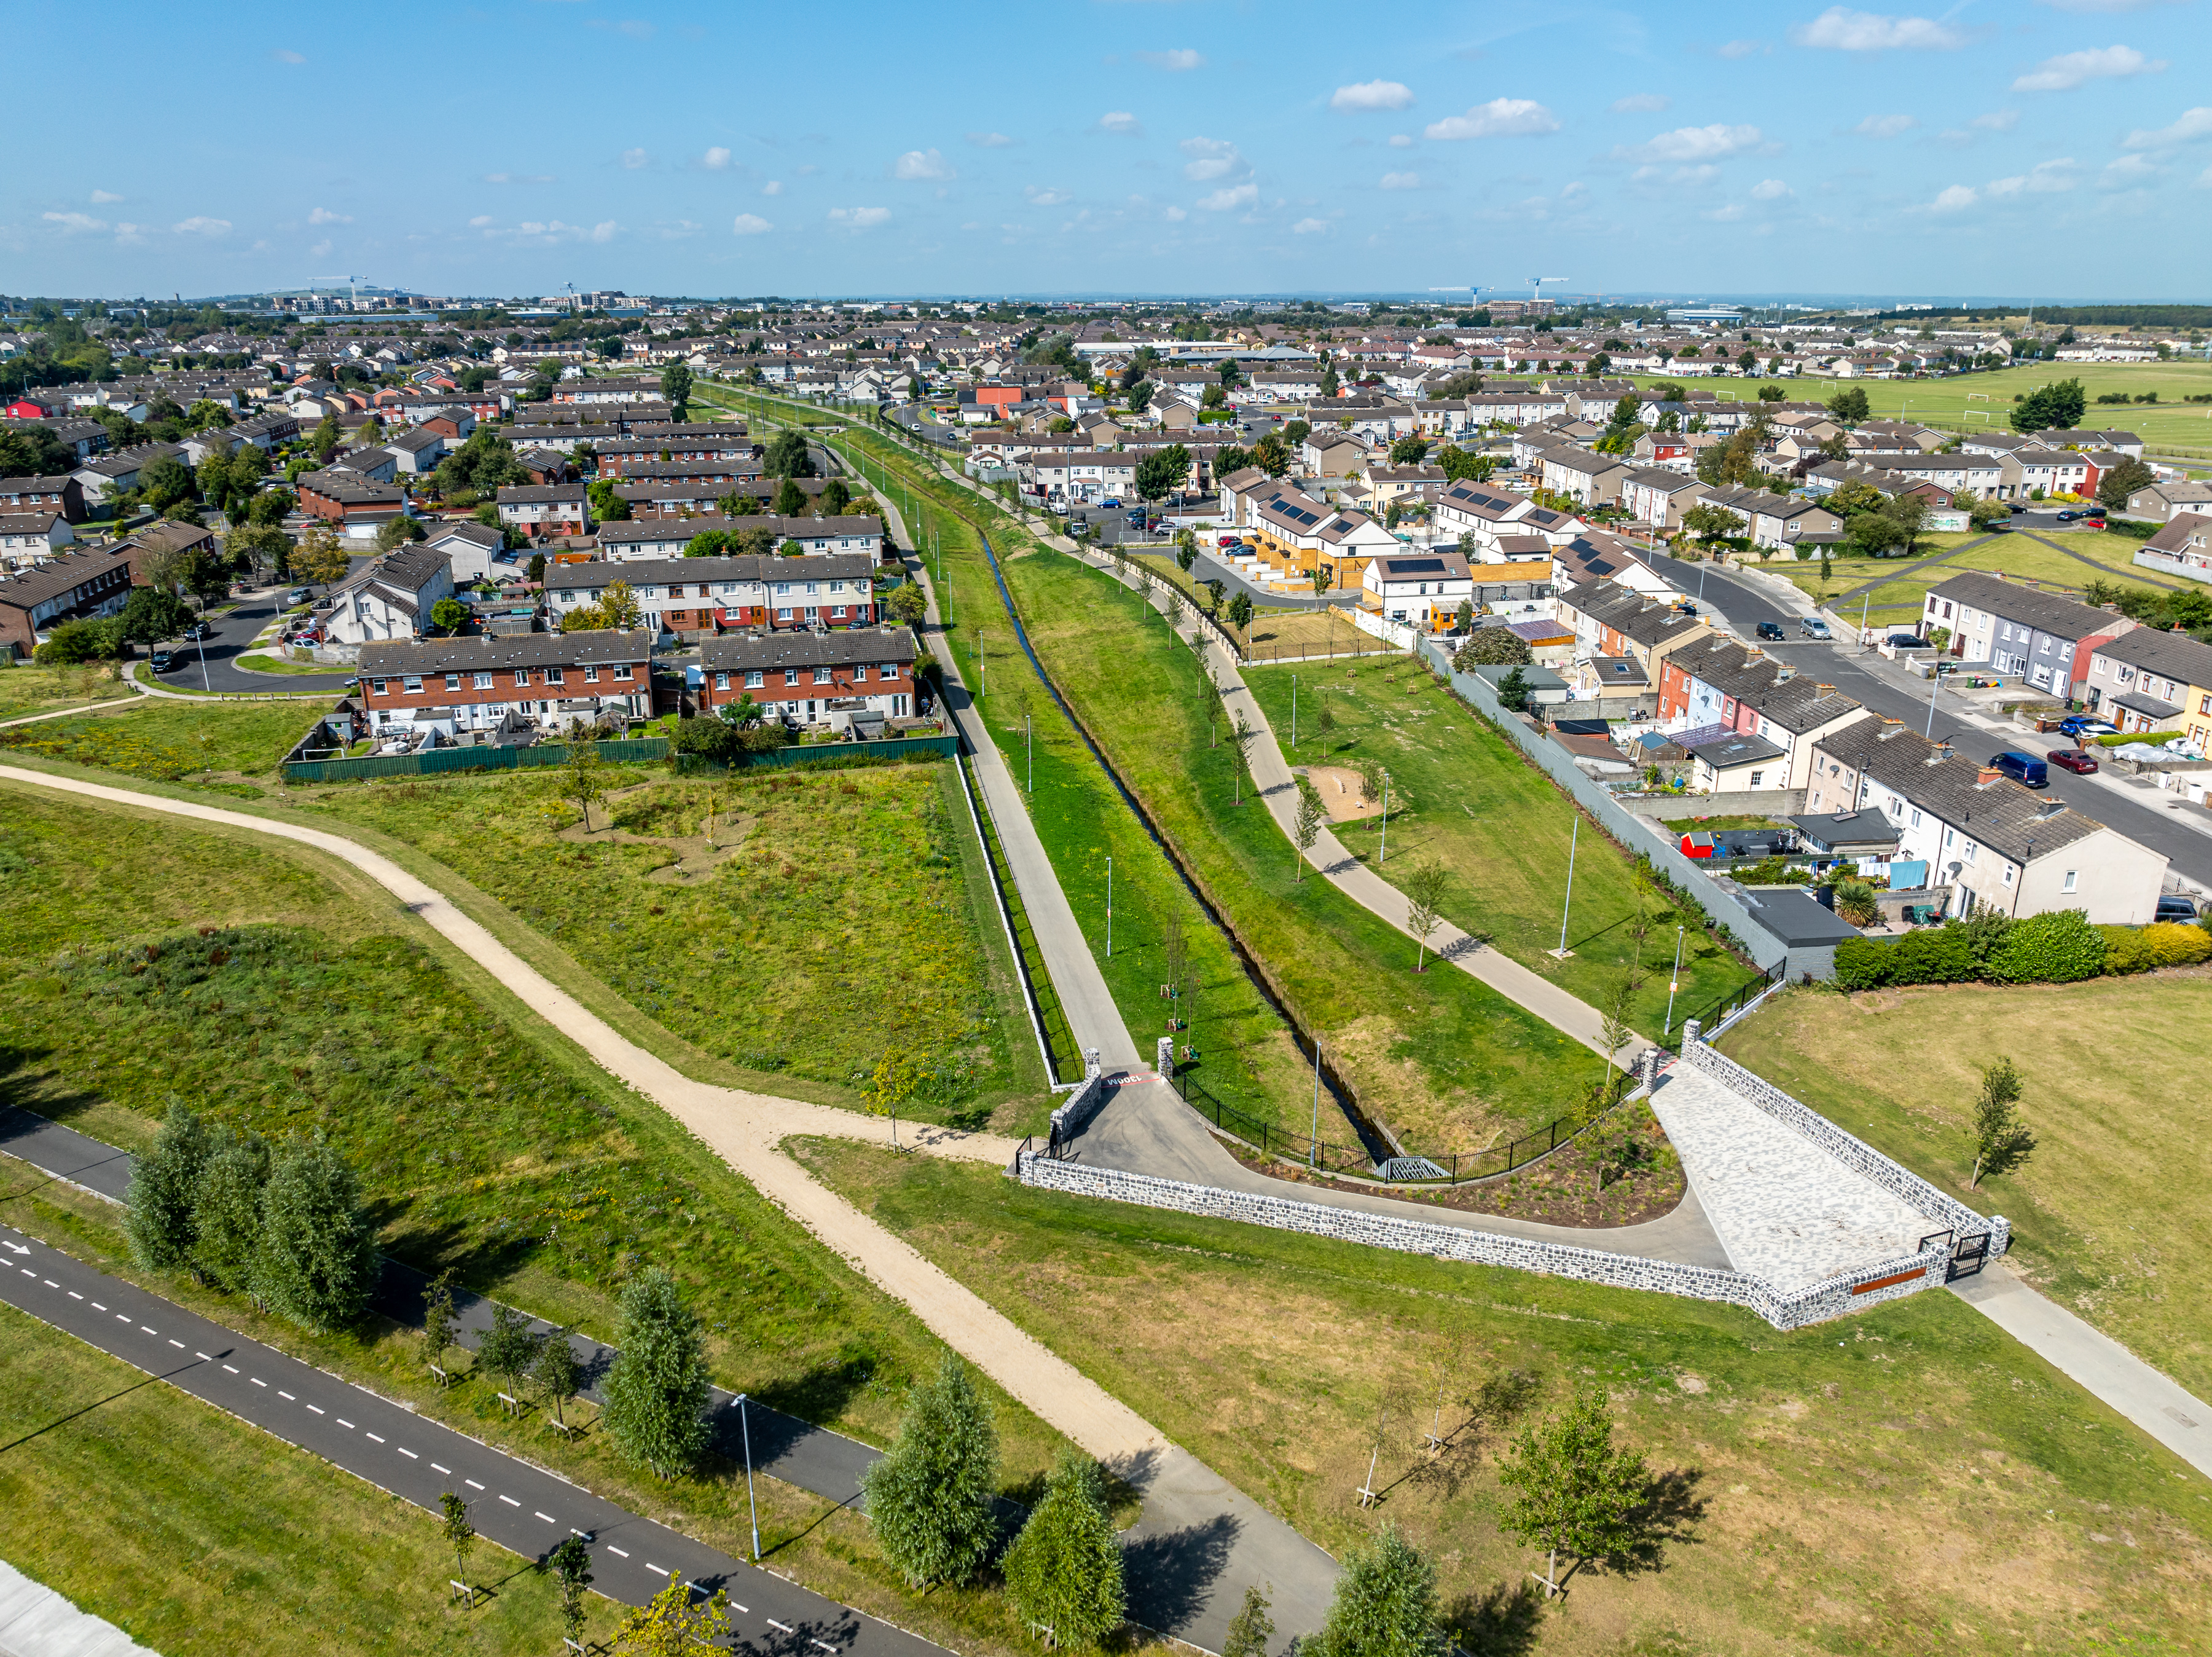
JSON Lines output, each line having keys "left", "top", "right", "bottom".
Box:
{"left": 2062, "top": 869, "right": 2078, "bottom": 893}
{"left": 514, "top": 670, "right": 528, "bottom": 688}
{"left": 613, "top": 665, "right": 633, "bottom": 680}
{"left": 880, "top": 664, "right": 898, "bottom": 680}
{"left": 813, "top": 667, "right": 831, "bottom": 684}
{"left": 1748, "top": 770, "right": 1765, "bottom": 788}
{"left": 715, "top": 672, "right": 730, "bottom": 690}
{"left": 784, "top": 670, "right": 801, "bottom": 687}
{"left": 474, "top": 672, "right": 493, "bottom": 689}
{"left": 1962, "top": 841, "right": 1978, "bottom": 864}
{"left": 403, "top": 676, "right": 423, "bottom": 693}
{"left": 584, "top": 666, "right": 599, "bottom": 683}
{"left": 777, "top": 607, "right": 793, "bottom": 622}
{"left": 547, "top": 669, "right": 565, "bottom": 685}
{"left": 371, "top": 679, "right": 388, "bottom": 695}
{"left": 746, "top": 671, "right": 764, "bottom": 688}
{"left": 2002, "top": 864, "right": 2015, "bottom": 886}
{"left": 445, "top": 674, "right": 461, "bottom": 691}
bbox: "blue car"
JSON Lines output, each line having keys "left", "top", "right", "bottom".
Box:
{"left": 2057, "top": 715, "right": 2117, "bottom": 738}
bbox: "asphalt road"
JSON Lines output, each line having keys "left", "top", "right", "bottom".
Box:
{"left": 1645, "top": 548, "right": 2212, "bottom": 889}
{"left": 149, "top": 580, "right": 357, "bottom": 696}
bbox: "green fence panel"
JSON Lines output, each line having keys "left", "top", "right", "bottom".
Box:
{"left": 282, "top": 732, "right": 952, "bottom": 784}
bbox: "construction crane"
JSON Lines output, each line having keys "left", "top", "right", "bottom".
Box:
{"left": 1528, "top": 275, "right": 1569, "bottom": 303}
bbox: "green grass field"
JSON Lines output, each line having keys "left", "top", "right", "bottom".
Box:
{"left": 802, "top": 1138, "right": 2211, "bottom": 1657}
{"left": 1720, "top": 973, "right": 2212, "bottom": 1404}
{"left": 1241, "top": 663, "right": 1755, "bottom": 1041}
{"left": 0, "top": 662, "right": 138, "bottom": 723}
{"left": 0, "top": 698, "right": 325, "bottom": 791}
{"left": 296, "top": 761, "right": 1040, "bottom": 1127}
{"left": 1757, "top": 526, "right": 2180, "bottom": 629}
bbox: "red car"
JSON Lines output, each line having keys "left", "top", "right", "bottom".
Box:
{"left": 1217, "top": 535, "right": 1241, "bottom": 548}
{"left": 2049, "top": 748, "right": 2098, "bottom": 775}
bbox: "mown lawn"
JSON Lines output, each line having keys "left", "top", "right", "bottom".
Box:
{"left": 1242, "top": 662, "right": 1754, "bottom": 1043}
{"left": 0, "top": 697, "right": 327, "bottom": 793}
{"left": 297, "top": 761, "right": 1037, "bottom": 1127}
{"left": 802, "top": 1138, "right": 2212, "bottom": 1657}
{"left": 1720, "top": 972, "right": 2212, "bottom": 1403}
{"left": 1760, "top": 527, "right": 2179, "bottom": 628}
{"left": 0, "top": 661, "right": 138, "bottom": 722}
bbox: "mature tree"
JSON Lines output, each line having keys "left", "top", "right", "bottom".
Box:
{"left": 118, "top": 584, "right": 192, "bottom": 645}
{"left": 1308, "top": 1527, "right": 1438, "bottom": 1657}
{"left": 312, "top": 415, "right": 342, "bottom": 462}
{"left": 549, "top": 1533, "right": 594, "bottom": 1646}
{"left": 434, "top": 428, "right": 529, "bottom": 496}
{"left": 820, "top": 476, "right": 852, "bottom": 515}
{"left": 1402, "top": 860, "right": 1451, "bottom": 971}
{"left": 562, "top": 739, "right": 611, "bottom": 830}
{"left": 1292, "top": 782, "right": 1325, "bottom": 883}
{"left": 772, "top": 475, "right": 808, "bottom": 516}
{"left": 295, "top": 521, "right": 352, "bottom": 588}
{"left": 859, "top": 1351, "right": 1000, "bottom": 1587}
{"left": 764, "top": 429, "right": 816, "bottom": 479}
{"left": 2096, "top": 455, "right": 2155, "bottom": 511}
{"left": 1885, "top": 490, "right": 1932, "bottom": 557}
{"left": 190, "top": 1130, "right": 270, "bottom": 1293}
{"left": 1135, "top": 443, "right": 1191, "bottom": 502}
{"left": 441, "top": 1492, "right": 476, "bottom": 1592}
{"left": 1319, "top": 363, "right": 1340, "bottom": 398}
{"left": 125, "top": 1102, "right": 213, "bottom": 1275}
{"left": 1222, "top": 1586, "right": 1275, "bottom": 1657}
{"left": 428, "top": 596, "right": 468, "bottom": 635}
{"left": 535, "top": 1328, "right": 584, "bottom": 1430}
{"left": 1388, "top": 434, "right": 1432, "bottom": 466}
{"left": 254, "top": 1140, "right": 378, "bottom": 1333}
{"left": 659, "top": 362, "right": 693, "bottom": 420}
{"left": 2011, "top": 378, "right": 2086, "bottom": 435}
{"left": 613, "top": 1575, "right": 732, "bottom": 1655}
{"left": 1757, "top": 382, "right": 1786, "bottom": 403}
{"left": 1226, "top": 589, "right": 1253, "bottom": 631}
{"left": 0, "top": 423, "right": 76, "bottom": 478}
{"left": 139, "top": 456, "right": 197, "bottom": 511}
{"left": 1969, "top": 1058, "right": 2036, "bottom": 1189}
{"left": 1497, "top": 1387, "right": 1651, "bottom": 1598}
{"left": 1845, "top": 511, "right": 1908, "bottom": 559}
{"left": 1453, "top": 628, "right": 1531, "bottom": 669}
{"left": 226, "top": 521, "right": 294, "bottom": 580}
{"left": 886, "top": 580, "right": 928, "bottom": 625}
{"left": 1495, "top": 664, "right": 1533, "bottom": 713}
{"left": 600, "top": 1268, "right": 712, "bottom": 1477}
{"left": 478, "top": 1303, "right": 544, "bottom": 1404}
{"left": 421, "top": 1269, "right": 460, "bottom": 1380}
{"left": 1437, "top": 445, "right": 1497, "bottom": 485}
{"left": 1284, "top": 418, "right": 1311, "bottom": 446}
{"left": 1214, "top": 443, "right": 1255, "bottom": 478}
{"left": 1822, "top": 386, "right": 1873, "bottom": 425}
{"left": 1252, "top": 431, "right": 1292, "bottom": 477}
{"left": 1681, "top": 502, "right": 1744, "bottom": 547}
{"left": 587, "top": 478, "right": 632, "bottom": 524}
{"left": 1002, "top": 1450, "right": 1126, "bottom": 1650}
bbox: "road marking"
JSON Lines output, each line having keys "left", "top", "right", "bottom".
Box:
{"left": 767, "top": 1619, "right": 794, "bottom": 1634}
{"left": 222, "top": 1364, "right": 238, "bottom": 1374}
{"left": 251, "top": 1379, "right": 267, "bottom": 1388}
{"left": 647, "top": 1564, "right": 669, "bottom": 1576}
{"left": 90, "top": 1302, "right": 105, "bottom": 1311}
{"left": 605, "top": 1546, "right": 628, "bottom": 1558}
{"left": 17, "top": 1269, "right": 29, "bottom": 1278}
{"left": 535, "top": 1512, "right": 555, "bottom": 1523}
{"left": 195, "top": 1352, "right": 211, "bottom": 1361}
{"left": 398, "top": 1448, "right": 418, "bottom": 1459}
{"left": 306, "top": 1405, "right": 324, "bottom": 1414}
{"left": 115, "top": 1314, "right": 129, "bottom": 1322}
{"left": 67, "top": 1291, "right": 82, "bottom": 1300}
{"left": 42, "top": 1279, "right": 57, "bottom": 1287}
{"left": 139, "top": 1326, "right": 156, "bottom": 1334}
{"left": 168, "top": 1340, "right": 184, "bottom": 1349}
{"left": 498, "top": 1495, "right": 520, "bottom": 1506}
{"left": 431, "top": 1463, "right": 450, "bottom": 1474}
{"left": 339, "top": 1419, "right": 356, "bottom": 1429}
{"left": 813, "top": 1642, "right": 839, "bottom": 1653}
{"left": 465, "top": 1479, "right": 484, "bottom": 1490}
{"left": 731, "top": 1602, "right": 749, "bottom": 1614}
{"left": 278, "top": 1390, "right": 295, "bottom": 1400}
{"left": 366, "top": 1433, "right": 384, "bottom": 1443}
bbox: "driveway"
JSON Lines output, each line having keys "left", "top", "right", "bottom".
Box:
{"left": 149, "top": 581, "right": 358, "bottom": 695}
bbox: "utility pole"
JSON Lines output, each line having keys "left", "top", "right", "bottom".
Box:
{"left": 1105, "top": 855, "right": 1112, "bottom": 958}
{"left": 1378, "top": 771, "right": 1390, "bottom": 865}
{"left": 1552, "top": 815, "right": 1580, "bottom": 958}
{"left": 1291, "top": 673, "right": 1298, "bottom": 747}
{"left": 1925, "top": 662, "right": 1940, "bottom": 738}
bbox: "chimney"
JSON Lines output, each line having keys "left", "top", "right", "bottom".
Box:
{"left": 2037, "top": 797, "right": 2068, "bottom": 819}
{"left": 1976, "top": 765, "right": 2004, "bottom": 788}
{"left": 1815, "top": 682, "right": 1834, "bottom": 696}
{"left": 1775, "top": 664, "right": 1796, "bottom": 683}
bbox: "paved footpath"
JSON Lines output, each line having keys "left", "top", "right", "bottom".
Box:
{"left": 0, "top": 1219, "right": 943, "bottom": 1656}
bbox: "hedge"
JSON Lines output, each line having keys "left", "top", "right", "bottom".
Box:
{"left": 1835, "top": 909, "right": 2209, "bottom": 992}
{"left": 2101, "top": 921, "right": 2212, "bottom": 975}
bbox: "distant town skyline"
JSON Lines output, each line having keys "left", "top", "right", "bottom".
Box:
{"left": 8, "top": 0, "right": 2207, "bottom": 299}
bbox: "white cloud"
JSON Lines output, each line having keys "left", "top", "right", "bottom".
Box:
{"left": 2200, "top": 163, "right": 2212, "bottom": 188}
{"left": 1099, "top": 111, "right": 1143, "bottom": 136}
{"left": 1972, "top": 109, "right": 2020, "bottom": 131}
{"left": 89, "top": 189, "right": 123, "bottom": 205}
{"left": 589, "top": 220, "right": 617, "bottom": 243}
{"left": 1792, "top": 7, "right": 1967, "bottom": 49}
{"left": 1751, "top": 177, "right": 1793, "bottom": 199}
{"left": 761, "top": 181, "right": 783, "bottom": 196}
{"left": 967, "top": 131, "right": 1014, "bottom": 148}
{"left": 2124, "top": 107, "right": 2212, "bottom": 148}
{"left": 2100, "top": 153, "right": 2159, "bottom": 187}
{"left": 1611, "top": 93, "right": 1670, "bottom": 112}
{"left": 732, "top": 213, "right": 774, "bottom": 234}
{"left": 893, "top": 148, "right": 956, "bottom": 181}
{"left": 1987, "top": 159, "right": 2078, "bottom": 195}
{"left": 1423, "top": 98, "right": 1559, "bottom": 140}
{"left": 2036, "top": 0, "right": 2165, "bottom": 9}
{"left": 621, "top": 147, "right": 649, "bottom": 169}
{"left": 1196, "top": 183, "right": 1257, "bottom": 211}
{"left": 2013, "top": 44, "right": 2165, "bottom": 92}
{"left": 1717, "top": 38, "right": 1765, "bottom": 58}
{"left": 1388, "top": 133, "right": 1413, "bottom": 147}
{"left": 42, "top": 211, "right": 105, "bottom": 233}
{"left": 1332, "top": 79, "right": 1414, "bottom": 111}
{"left": 828, "top": 206, "right": 891, "bottom": 228}
{"left": 702, "top": 146, "right": 732, "bottom": 170}
{"left": 1929, "top": 183, "right": 1979, "bottom": 212}
{"left": 1138, "top": 49, "right": 1204, "bottom": 70}
{"left": 1024, "top": 186, "right": 1070, "bottom": 207}
{"left": 270, "top": 48, "right": 305, "bottom": 63}
{"left": 1163, "top": 205, "right": 1187, "bottom": 222}
{"left": 1380, "top": 171, "right": 1419, "bottom": 189}
{"left": 1180, "top": 136, "right": 1249, "bottom": 181}
{"left": 1703, "top": 202, "right": 1746, "bottom": 221}
{"left": 1292, "top": 216, "right": 1330, "bottom": 234}
{"left": 1622, "top": 123, "right": 1765, "bottom": 162}
{"left": 1856, "top": 113, "right": 1918, "bottom": 138}
{"left": 173, "top": 216, "right": 231, "bottom": 236}
{"left": 309, "top": 238, "right": 332, "bottom": 260}
{"left": 307, "top": 207, "right": 352, "bottom": 225}
{"left": 469, "top": 215, "right": 494, "bottom": 228}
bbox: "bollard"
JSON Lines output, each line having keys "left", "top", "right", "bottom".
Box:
{"left": 1681, "top": 1018, "right": 1701, "bottom": 1050}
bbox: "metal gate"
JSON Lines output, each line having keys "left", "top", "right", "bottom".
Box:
{"left": 1921, "top": 1230, "right": 1991, "bottom": 1281}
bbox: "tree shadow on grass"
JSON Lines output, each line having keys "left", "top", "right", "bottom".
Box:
{"left": 1445, "top": 1579, "right": 1547, "bottom": 1657}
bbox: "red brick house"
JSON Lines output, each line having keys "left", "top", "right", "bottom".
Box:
{"left": 546, "top": 551, "right": 877, "bottom": 636}
{"left": 357, "top": 628, "right": 653, "bottom": 738}
{"left": 699, "top": 626, "right": 919, "bottom": 725}
{"left": 0, "top": 543, "right": 143, "bottom": 658}
{"left": 296, "top": 468, "right": 410, "bottom": 535}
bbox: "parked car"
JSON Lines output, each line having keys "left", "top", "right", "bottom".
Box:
{"left": 1755, "top": 621, "right": 1786, "bottom": 641}
{"left": 1798, "top": 616, "right": 1832, "bottom": 639}
{"left": 149, "top": 648, "right": 174, "bottom": 672}
{"left": 1100, "top": 498, "right": 1123, "bottom": 509}
{"left": 1990, "top": 750, "right": 2049, "bottom": 787}
{"left": 2058, "top": 714, "right": 2117, "bottom": 738}
{"left": 2049, "top": 748, "right": 2099, "bottom": 775}
{"left": 1216, "top": 535, "right": 1241, "bottom": 548}
{"left": 182, "top": 621, "right": 213, "bottom": 640}
{"left": 1885, "top": 632, "right": 1931, "bottom": 650}
{"left": 2155, "top": 894, "right": 2201, "bottom": 923}
{"left": 285, "top": 588, "right": 311, "bottom": 606}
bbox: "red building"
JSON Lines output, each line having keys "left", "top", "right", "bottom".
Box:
{"left": 358, "top": 629, "right": 653, "bottom": 738}
{"left": 698, "top": 626, "right": 919, "bottom": 725}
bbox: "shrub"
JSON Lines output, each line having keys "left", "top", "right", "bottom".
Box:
{"left": 2100, "top": 924, "right": 2157, "bottom": 976}
{"left": 1986, "top": 908, "right": 2105, "bottom": 985}
{"left": 1832, "top": 935, "right": 1895, "bottom": 990}
{"left": 1888, "top": 923, "right": 1976, "bottom": 986}
{"left": 2142, "top": 921, "right": 2212, "bottom": 969}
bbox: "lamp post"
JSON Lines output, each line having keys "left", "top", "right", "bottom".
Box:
{"left": 1378, "top": 771, "right": 1390, "bottom": 865}
{"left": 1924, "top": 658, "right": 1940, "bottom": 737}
{"left": 1290, "top": 674, "right": 1298, "bottom": 747}
{"left": 1025, "top": 711, "right": 1032, "bottom": 794}
{"left": 1553, "top": 815, "right": 1580, "bottom": 958}
{"left": 1664, "top": 924, "right": 1685, "bottom": 1036}
{"left": 738, "top": 1394, "right": 761, "bottom": 1562}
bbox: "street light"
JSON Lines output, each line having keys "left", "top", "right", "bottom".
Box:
{"left": 1105, "top": 855, "right": 1113, "bottom": 958}
{"left": 1309, "top": 1037, "right": 1323, "bottom": 1168}
{"left": 1664, "top": 924, "right": 1685, "bottom": 1036}
{"left": 1553, "top": 814, "right": 1580, "bottom": 958}
{"left": 737, "top": 1394, "right": 761, "bottom": 1562}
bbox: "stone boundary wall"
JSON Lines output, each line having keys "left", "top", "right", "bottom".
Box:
{"left": 1681, "top": 1036, "right": 2011, "bottom": 1256}
{"left": 1012, "top": 1153, "right": 1950, "bottom": 1331}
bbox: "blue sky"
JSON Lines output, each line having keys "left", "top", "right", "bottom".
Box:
{"left": 7, "top": 0, "right": 2207, "bottom": 301}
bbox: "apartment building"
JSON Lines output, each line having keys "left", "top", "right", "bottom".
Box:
{"left": 358, "top": 629, "right": 653, "bottom": 737}
{"left": 697, "top": 625, "right": 919, "bottom": 724}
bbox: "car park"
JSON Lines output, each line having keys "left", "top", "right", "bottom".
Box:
{"left": 1990, "top": 750, "right": 2049, "bottom": 787}
{"left": 1216, "top": 535, "right": 1240, "bottom": 548}
{"left": 1798, "top": 616, "right": 1832, "bottom": 639}
{"left": 2049, "top": 748, "right": 2099, "bottom": 775}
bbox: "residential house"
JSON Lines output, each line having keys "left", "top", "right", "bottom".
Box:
{"left": 0, "top": 513, "right": 76, "bottom": 567}
{"left": 382, "top": 428, "right": 447, "bottom": 475}
{"left": 1555, "top": 578, "right": 1710, "bottom": 679}
{"left": 1244, "top": 483, "right": 1400, "bottom": 589}
{"left": 0, "top": 474, "right": 86, "bottom": 523}
{"left": 1806, "top": 717, "right": 2166, "bottom": 923}
{"left": 296, "top": 468, "right": 410, "bottom": 538}
{"left": 1617, "top": 466, "right": 1703, "bottom": 531}
{"left": 2125, "top": 480, "right": 2212, "bottom": 522}
{"left": 1433, "top": 481, "right": 1588, "bottom": 552}
{"left": 1657, "top": 634, "right": 1869, "bottom": 789}
{"left": 358, "top": 629, "right": 652, "bottom": 739}
{"left": 424, "top": 521, "right": 514, "bottom": 585}
{"left": 71, "top": 442, "right": 187, "bottom": 508}
{"left": 1920, "top": 570, "right": 2136, "bottom": 698}
{"left": 545, "top": 552, "right": 877, "bottom": 636}
{"left": 495, "top": 483, "right": 591, "bottom": 538}
{"left": 318, "top": 545, "right": 455, "bottom": 647}
{"left": 2084, "top": 627, "right": 2212, "bottom": 745}
{"left": 1675, "top": 725, "right": 1791, "bottom": 793}
{"left": 1018, "top": 449, "right": 1140, "bottom": 506}
{"left": 1362, "top": 552, "right": 1473, "bottom": 631}
{"left": 1550, "top": 531, "right": 1676, "bottom": 600}
{"left": 0, "top": 543, "right": 143, "bottom": 658}
{"left": 1538, "top": 447, "right": 1629, "bottom": 508}
{"left": 1693, "top": 485, "right": 1845, "bottom": 553}
{"left": 698, "top": 625, "right": 920, "bottom": 725}
{"left": 2133, "top": 512, "right": 2212, "bottom": 584}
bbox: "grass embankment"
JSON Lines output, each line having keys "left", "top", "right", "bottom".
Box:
{"left": 1755, "top": 529, "right": 2181, "bottom": 631}
{"left": 1721, "top": 974, "right": 2212, "bottom": 1403}
{"left": 298, "top": 762, "right": 1041, "bottom": 1128}
{"left": 802, "top": 1139, "right": 2211, "bottom": 1657}
{"left": 235, "top": 650, "right": 345, "bottom": 676}
{"left": 0, "top": 661, "right": 138, "bottom": 722}
{"left": 0, "top": 782, "right": 1067, "bottom": 1657}
{"left": 0, "top": 698, "right": 326, "bottom": 794}
{"left": 1242, "top": 664, "right": 1752, "bottom": 1042}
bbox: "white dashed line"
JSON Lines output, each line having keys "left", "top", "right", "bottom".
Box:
{"left": 41, "top": 1279, "right": 57, "bottom": 1288}
{"left": 339, "top": 1420, "right": 356, "bottom": 1430}
{"left": 168, "top": 1340, "right": 184, "bottom": 1349}
{"left": 195, "top": 1352, "right": 211, "bottom": 1361}
{"left": 606, "top": 1547, "right": 629, "bottom": 1558}
{"left": 278, "top": 1391, "right": 295, "bottom": 1400}
{"left": 114, "top": 1314, "right": 128, "bottom": 1322}
{"left": 465, "top": 1479, "right": 484, "bottom": 1490}
{"left": 398, "top": 1448, "right": 418, "bottom": 1459}
{"left": 767, "top": 1619, "right": 794, "bottom": 1634}
{"left": 139, "top": 1326, "right": 156, "bottom": 1335}
{"left": 535, "top": 1512, "right": 555, "bottom": 1524}
{"left": 16, "top": 1269, "right": 29, "bottom": 1278}
{"left": 67, "top": 1292, "right": 82, "bottom": 1300}
{"left": 366, "top": 1433, "right": 385, "bottom": 1443}
{"left": 431, "top": 1463, "right": 450, "bottom": 1474}
{"left": 251, "top": 1379, "right": 267, "bottom": 1388}
{"left": 498, "top": 1495, "right": 520, "bottom": 1506}
{"left": 306, "top": 1405, "right": 324, "bottom": 1415}
{"left": 222, "top": 1364, "right": 238, "bottom": 1374}
{"left": 812, "top": 1641, "right": 840, "bottom": 1653}
{"left": 89, "top": 1302, "right": 105, "bottom": 1311}
{"left": 647, "top": 1564, "right": 670, "bottom": 1576}
{"left": 731, "top": 1602, "right": 750, "bottom": 1614}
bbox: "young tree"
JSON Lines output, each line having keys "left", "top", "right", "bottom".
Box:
{"left": 1969, "top": 1058, "right": 2036, "bottom": 1189}
{"left": 613, "top": 1575, "right": 731, "bottom": 1656}
{"left": 1496, "top": 664, "right": 1533, "bottom": 714}
{"left": 1002, "top": 1449, "right": 1127, "bottom": 1650}
{"left": 478, "top": 1303, "right": 544, "bottom": 1407}
{"left": 601, "top": 1269, "right": 710, "bottom": 1476}
{"left": 535, "top": 1328, "right": 584, "bottom": 1431}
{"left": 1174, "top": 530, "right": 1199, "bottom": 573}
{"left": 867, "top": 1050, "right": 921, "bottom": 1149}
{"left": 1292, "top": 782, "right": 1325, "bottom": 882}
{"left": 1308, "top": 1526, "right": 1438, "bottom": 1657}
{"left": 1307, "top": 561, "right": 1335, "bottom": 603}
{"left": 1222, "top": 1586, "right": 1275, "bottom": 1657}
{"left": 1161, "top": 902, "right": 1190, "bottom": 1009}
{"left": 441, "top": 1491, "right": 476, "bottom": 1593}
{"left": 1497, "top": 1387, "right": 1650, "bottom": 1599}
{"left": 1226, "top": 589, "right": 1253, "bottom": 631}
{"left": 859, "top": 1351, "right": 1001, "bottom": 1588}
{"left": 421, "top": 1268, "right": 460, "bottom": 1381}
{"left": 190, "top": 1130, "right": 270, "bottom": 1293}
{"left": 548, "top": 1533, "right": 594, "bottom": 1645}
{"left": 254, "top": 1140, "right": 378, "bottom": 1332}
{"left": 563, "top": 739, "right": 610, "bottom": 831}
{"left": 1201, "top": 577, "right": 1225, "bottom": 616}
{"left": 1402, "top": 859, "right": 1451, "bottom": 971}
{"left": 125, "top": 1101, "right": 213, "bottom": 1276}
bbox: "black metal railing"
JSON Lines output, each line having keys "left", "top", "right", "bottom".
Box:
{"left": 1674, "top": 959, "right": 1786, "bottom": 1042}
